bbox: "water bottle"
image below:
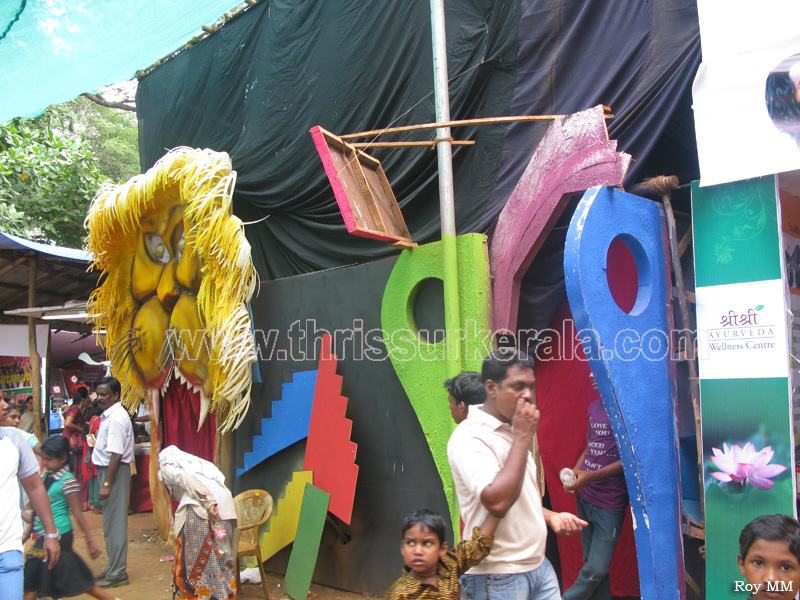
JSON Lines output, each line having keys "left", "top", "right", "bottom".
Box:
{"left": 212, "top": 521, "right": 230, "bottom": 555}
{"left": 559, "top": 468, "right": 577, "bottom": 487}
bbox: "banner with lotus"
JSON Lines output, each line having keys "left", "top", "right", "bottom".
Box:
{"left": 693, "top": 176, "right": 796, "bottom": 599}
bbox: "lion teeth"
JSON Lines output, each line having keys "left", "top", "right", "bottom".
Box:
{"left": 197, "top": 391, "right": 211, "bottom": 432}
{"left": 161, "top": 366, "right": 174, "bottom": 394}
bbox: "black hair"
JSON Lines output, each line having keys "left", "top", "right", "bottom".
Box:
{"left": 444, "top": 371, "right": 487, "bottom": 406}
{"left": 41, "top": 435, "right": 72, "bottom": 470}
{"left": 86, "top": 399, "right": 104, "bottom": 419}
{"left": 72, "top": 386, "right": 89, "bottom": 405}
{"left": 97, "top": 376, "right": 121, "bottom": 397}
{"left": 401, "top": 509, "right": 447, "bottom": 544}
{"left": 739, "top": 514, "right": 800, "bottom": 560}
{"left": 481, "top": 348, "right": 534, "bottom": 384}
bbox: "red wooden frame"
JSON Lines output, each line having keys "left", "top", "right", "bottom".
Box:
{"left": 310, "top": 126, "right": 415, "bottom": 248}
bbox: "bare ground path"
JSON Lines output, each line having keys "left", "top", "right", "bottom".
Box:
{"left": 63, "top": 511, "right": 373, "bottom": 600}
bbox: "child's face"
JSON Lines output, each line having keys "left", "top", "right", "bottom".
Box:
{"left": 738, "top": 538, "right": 800, "bottom": 600}
{"left": 42, "top": 454, "right": 68, "bottom": 473}
{"left": 401, "top": 524, "right": 447, "bottom": 581}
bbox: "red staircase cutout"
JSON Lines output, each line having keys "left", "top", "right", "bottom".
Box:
{"left": 303, "top": 334, "right": 359, "bottom": 524}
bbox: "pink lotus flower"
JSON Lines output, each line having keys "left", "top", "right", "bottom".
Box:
{"left": 710, "top": 442, "right": 787, "bottom": 490}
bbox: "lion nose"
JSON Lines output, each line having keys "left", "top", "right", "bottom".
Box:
{"left": 157, "top": 261, "right": 181, "bottom": 311}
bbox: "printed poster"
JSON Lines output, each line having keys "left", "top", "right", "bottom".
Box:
{"left": 693, "top": 176, "right": 796, "bottom": 599}
{"left": 693, "top": 0, "right": 800, "bottom": 187}
{"left": 0, "top": 356, "right": 33, "bottom": 403}
{"left": 780, "top": 189, "right": 800, "bottom": 449}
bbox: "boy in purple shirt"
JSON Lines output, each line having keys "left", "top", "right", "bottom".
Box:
{"left": 562, "top": 372, "right": 628, "bottom": 600}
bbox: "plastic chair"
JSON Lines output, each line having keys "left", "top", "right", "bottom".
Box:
{"left": 233, "top": 489, "right": 274, "bottom": 598}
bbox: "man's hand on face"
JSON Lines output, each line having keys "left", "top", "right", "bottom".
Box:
{"left": 512, "top": 396, "right": 539, "bottom": 442}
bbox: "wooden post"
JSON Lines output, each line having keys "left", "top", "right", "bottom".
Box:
{"left": 27, "top": 256, "right": 42, "bottom": 441}
{"left": 217, "top": 429, "right": 234, "bottom": 490}
{"left": 44, "top": 331, "right": 51, "bottom": 436}
{"left": 661, "top": 189, "right": 704, "bottom": 523}
{"left": 630, "top": 175, "right": 704, "bottom": 523}
{"left": 348, "top": 140, "right": 474, "bottom": 148}
{"left": 147, "top": 389, "right": 173, "bottom": 541}
{"left": 338, "top": 109, "right": 613, "bottom": 140}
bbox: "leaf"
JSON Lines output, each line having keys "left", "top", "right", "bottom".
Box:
{"left": 755, "top": 305, "right": 764, "bottom": 311}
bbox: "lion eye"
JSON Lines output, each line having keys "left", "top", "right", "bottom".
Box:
{"left": 145, "top": 233, "right": 171, "bottom": 265}
{"left": 174, "top": 230, "right": 185, "bottom": 261}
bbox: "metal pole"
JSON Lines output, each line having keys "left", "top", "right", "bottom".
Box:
{"left": 430, "top": 0, "right": 461, "bottom": 376}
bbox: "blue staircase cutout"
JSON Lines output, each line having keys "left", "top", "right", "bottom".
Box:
{"left": 237, "top": 370, "right": 318, "bottom": 477}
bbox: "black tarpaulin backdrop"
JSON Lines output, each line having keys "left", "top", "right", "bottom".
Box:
{"left": 138, "top": 0, "right": 518, "bottom": 279}
{"left": 138, "top": 0, "right": 700, "bottom": 282}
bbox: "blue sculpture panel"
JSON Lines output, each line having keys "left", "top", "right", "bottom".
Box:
{"left": 564, "top": 186, "right": 684, "bottom": 600}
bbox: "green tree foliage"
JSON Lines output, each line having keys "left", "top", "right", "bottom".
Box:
{"left": 0, "top": 94, "right": 140, "bottom": 249}
{"left": 70, "top": 96, "right": 140, "bottom": 183}
{"left": 0, "top": 200, "right": 31, "bottom": 239}
{"left": 0, "top": 118, "right": 105, "bottom": 248}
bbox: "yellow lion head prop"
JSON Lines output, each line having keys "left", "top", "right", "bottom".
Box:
{"left": 86, "top": 147, "right": 257, "bottom": 433}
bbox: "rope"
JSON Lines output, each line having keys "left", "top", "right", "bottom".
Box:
{"left": 0, "top": 0, "right": 26, "bottom": 44}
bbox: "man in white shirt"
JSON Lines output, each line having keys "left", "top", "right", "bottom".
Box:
{"left": 91, "top": 376, "right": 134, "bottom": 589}
{"left": 448, "top": 348, "right": 586, "bottom": 600}
{"left": 0, "top": 394, "right": 60, "bottom": 597}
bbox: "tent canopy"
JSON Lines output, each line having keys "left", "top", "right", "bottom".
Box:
{"left": 0, "top": 231, "right": 96, "bottom": 323}
{"left": 0, "top": 0, "right": 246, "bottom": 125}
{"left": 0, "top": 231, "right": 90, "bottom": 261}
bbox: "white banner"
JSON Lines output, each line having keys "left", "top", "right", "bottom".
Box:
{"left": 696, "top": 278, "right": 790, "bottom": 380}
{"left": 0, "top": 324, "right": 50, "bottom": 357}
{"left": 693, "top": 0, "right": 800, "bottom": 187}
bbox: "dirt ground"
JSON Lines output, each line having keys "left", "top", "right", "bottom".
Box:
{"left": 64, "top": 510, "right": 372, "bottom": 600}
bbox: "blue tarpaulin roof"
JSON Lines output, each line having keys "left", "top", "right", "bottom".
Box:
{"left": 0, "top": 0, "right": 245, "bottom": 125}
{"left": 0, "top": 230, "right": 95, "bottom": 312}
{"left": 0, "top": 230, "right": 90, "bottom": 261}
